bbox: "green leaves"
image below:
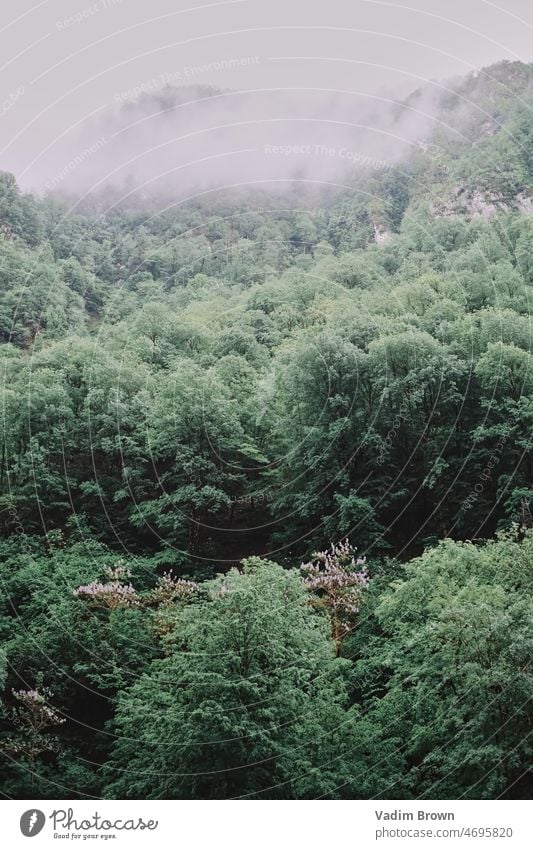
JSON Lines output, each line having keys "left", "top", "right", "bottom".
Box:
{"left": 2, "top": 86, "right": 533, "bottom": 803}
{"left": 352, "top": 533, "right": 533, "bottom": 799}
{"left": 105, "top": 560, "right": 355, "bottom": 799}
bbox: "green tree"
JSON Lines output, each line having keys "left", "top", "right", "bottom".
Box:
{"left": 352, "top": 533, "right": 533, "bottom": 799}
{"left": 105, "top": 561, "right": 357, "bottom": 799}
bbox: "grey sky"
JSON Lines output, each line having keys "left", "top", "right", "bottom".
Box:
{"left": 2, "top": 0, "right": 533, "bottom": 191}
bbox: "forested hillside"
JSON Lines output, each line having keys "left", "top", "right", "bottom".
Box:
{"left": 0, "top": 60, "right": 531, "bottom": 799}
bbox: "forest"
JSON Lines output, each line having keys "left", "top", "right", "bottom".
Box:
{"left": 0, "top": 60, "right": 532, "bottom": 799}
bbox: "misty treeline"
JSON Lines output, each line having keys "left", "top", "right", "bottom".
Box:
{"left": 2, "top": 176, "right": 533, "bottom": 556}
{"left": 0, "top": 60, "right": 532, "bottom": 798}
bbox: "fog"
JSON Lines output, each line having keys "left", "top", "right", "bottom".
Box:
{"left": 34, "top": 83, "right": 451, "bottom": 203}
{"left": 1, "top": 0, "right": 532, "bottom": 202}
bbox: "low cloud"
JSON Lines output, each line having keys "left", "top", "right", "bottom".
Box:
{"left": 36, "top": 80, "right": 450, "bottom": 205}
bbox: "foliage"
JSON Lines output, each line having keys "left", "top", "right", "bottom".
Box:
{"left": 1, "top": 59, "right": 533, "bottom": 799}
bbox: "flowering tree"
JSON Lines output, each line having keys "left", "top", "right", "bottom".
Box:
{"left": 1, "top": 688, "right": 65, "bottom": 763}
{"left": 147, "top": 570, "right": 199, "bottom": 606}
{"left": 11, "top": 688, "right": 65, "bottom": 733}
{"left": 74, "top": 563, "right": 199, "bottom": 612}
{"left": 302, "top": 539, "right": 369, "bottom": 656}
{"left": 73, "top": 562, "right": 139, "bottom": 609}
{"left": 147, "top": 572, "right": 200, "bottom": 638}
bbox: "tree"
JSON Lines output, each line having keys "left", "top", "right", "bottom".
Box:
{"left": 105, "top": 560, "right": 356, "bottom": 799}
{"left": 302, "top": 540, "right": 369, "bottom": 656}
{"left": 351, "top": 532, "right": 533, "bottom": 799}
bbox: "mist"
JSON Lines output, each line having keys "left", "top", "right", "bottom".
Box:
{"left": 3, "top": 0, "right": 532, "bottom": 206}
{"left": 30, "top": 79, "right": 455, "bottom": 206}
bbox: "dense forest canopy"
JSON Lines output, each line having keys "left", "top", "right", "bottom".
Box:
{"left": 0, "top": 60, "right": 531, "bottom": 799}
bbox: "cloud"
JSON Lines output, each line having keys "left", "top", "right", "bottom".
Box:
{"left": 37, "top": 81, "right": 446, "bottom": 205}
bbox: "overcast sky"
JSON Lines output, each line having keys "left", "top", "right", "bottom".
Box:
{"left": 2, "top": 0, "right": 533, "bottom": 192}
